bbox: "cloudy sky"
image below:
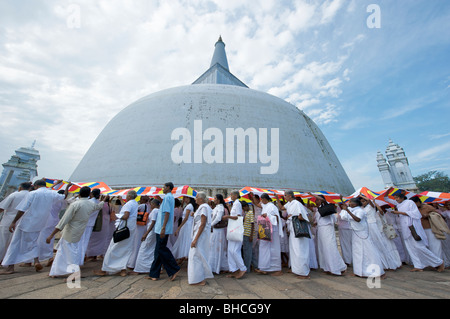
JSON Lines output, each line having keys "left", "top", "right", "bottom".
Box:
{"left": 0, "top": 0, "right": 449, "bottom": 193}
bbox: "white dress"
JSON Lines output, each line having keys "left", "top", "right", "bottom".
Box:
{"left": 170, "top": 203, "right": 193, "bottom": 259}
{"left": 127, "top": 203, "right": 150, "bottom": 269}
{"left": 133, "top": 209, "right": 159, "bottom": 273}
{"left": 285, "top": 200, "right": 310, "bottom": 276}
{"left": 101, "top": 200, "right": 139, "bottom": 274}
{"left": 315, "top": 212, "right": 347, "bottom": 275}
{"left": 364, "top": 204, "right": 402, "bottom": 270}
{"left": 337, "top": 212, "right": 353, "bottom": 265}
{"left": 188, "top": 203, "right": 214, "bottom": 284}
{"left": 340, "top": 207, "right": 385, "bottom": 277}
{"left": 396, "top": 200, "right": 443, "bottom": 269}
{"left": 258, "top": 202, "right": 282, "bottom": 272}
{"left": 209, "top": 204, "right": 229, "bottom": 274}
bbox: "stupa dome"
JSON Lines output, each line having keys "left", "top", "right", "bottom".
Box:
{"left": 70, "top": 37, "right": 354, "bottom": 195}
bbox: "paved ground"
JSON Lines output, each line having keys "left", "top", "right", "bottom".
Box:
{"left": 1, "top": 258, "right": 449, "bottom": 299}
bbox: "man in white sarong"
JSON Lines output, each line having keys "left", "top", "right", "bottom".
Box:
{"left": 276, "top": 191, "right": 310, "bottom": 279}
{"left": 1, "top": 179, "right": 68, "bottom": 274}
{"left": 392, "top": 193, "right": 444, "bottom": 272}
{"left": 252, "top": 193, "right": 283, "bottom": 276}
{"left": 339, "top": 198, "right": 386, "bottom": 278}
{"left": 46, "top": 186, "right": 104, "bottom": 278}
{"left": 0, "top": 182, "right": 32, "bottom": 262}
{"left": 38, "top": 190, "right": 67, "bottom": 266}
{"left": 94, "top": 190, "right": 139, "bottom": 276}
{"left": 188, "top": 192, "right": 214, "bottom": 285}
{"left": 223, "top": 190, "right": 246, "bottom": 279}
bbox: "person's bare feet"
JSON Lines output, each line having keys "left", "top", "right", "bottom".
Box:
{"left": 190, "top": 280, "right": 206, "bottom": 286}
{"left": 45, "top": 258, "right": 54, "bottom": 267}
{"left": 296, "top": 275, "right": 310, "bottom": 279}
{"left": 0, "top": 266, "right": 14, "bottom": 275}
{"left": 170, "top": 270, "right": 180, "bottom": 281}
{"left": 235, "top": 270, "right": 246, "bottom": 279}
{"left": 34, "top": 263, "right": 43, "bottom": 272}
{"left": 410, "top": 268, "right": 423, "bottom": 272}
{"left": 146, "top": 276, "right": 158, "bottom": 281}
{"left": 270, "top": 271, "right": 283, "bottom": 276}
{"left": 120, "top": 269, "right": 127, "bottom": 277}
{"left": 93, "top": 270, "right": 107, "bottom": 276}
{"left": 437, "top": 263, "right": 445, "bottom": 272}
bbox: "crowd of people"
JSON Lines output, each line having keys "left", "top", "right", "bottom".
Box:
{"left": 0, "top": 179, "right": 449, "bottom": 286}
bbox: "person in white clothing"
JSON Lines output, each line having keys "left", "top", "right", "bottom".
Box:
{"left": 94, "top": 190, "right": 139, "bottom": 277}
{"left": 360, "top": 196, "right": 402, "bottom": 271}
{"left": 411, "top": 197, "right": 445, "bottom": 263}
{"left": 188, "top": 192, "right": 214, "bottom": 285}
{"left": 0, "top": 182, "right": 32, "bottom": 263}
{"left": 209, "top": 194, "right": 229, "bottom": 274}
{"left": 339, "top": 198, "right": 386, "bottom": 278}
{"left": 46, "top": 186, "right": 104, "bottom": 278}
{"left": 1, "top": 179, "right": 68, "bottom": 274}
{"left": 127, "top": 196, "right": 151, "bottom": 269}
{"left": 78, "top": 189, "right": 102, "bottom": 265}
{"left": 223, "top": 190, "right": 246, "bottom": 279}
{"left": 276, "top": 191, "right": 310, "bottom": 279}
{"left": 38, "top": 189, "right": 67, "bottom": 266}
{"left": 252, "top": 193, "right": 283, "bottom": 276}
{"left": 129, "top": 199, "right": 160, "bottom": 274}
{"left": 171, "top": 197, "right": 196, "bottom": 263}
{"left": 309, "top": 193, "right": 346, "bottom": 276}
{"left": 391, "top": 193, "right": 444, "bottom": 272}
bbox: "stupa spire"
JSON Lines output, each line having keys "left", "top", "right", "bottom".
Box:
{"left": 210, "top": 35, "right": 229, "bottom": 71}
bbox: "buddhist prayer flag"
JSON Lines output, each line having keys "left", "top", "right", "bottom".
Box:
{"left": 44, "top": 179, "right": 448, "bottom": 208}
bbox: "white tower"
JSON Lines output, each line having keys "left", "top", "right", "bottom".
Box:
{"left": 377, "top": 139, "right": 418, "bottom": 191}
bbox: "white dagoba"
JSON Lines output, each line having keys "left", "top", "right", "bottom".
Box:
{"left": 70, "top": 37, "right": 354, "bottom": 195}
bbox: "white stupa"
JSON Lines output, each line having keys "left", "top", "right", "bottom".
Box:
{"left": 70, "top": 37, "right": 354, "bottom": 195}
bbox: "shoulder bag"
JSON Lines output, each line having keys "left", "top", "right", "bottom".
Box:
{"left": 292, "top": 215, "right": 311, "bottom": 238}
{"left": 318, "top": 203, "right": 336, "bottom": 217}
{"left": 113, "top": 219, "right": 130, "bottom": 243}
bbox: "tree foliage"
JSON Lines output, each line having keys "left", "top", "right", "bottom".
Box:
{"left": 413, "top": 170, "right": 450, "bottom": 193}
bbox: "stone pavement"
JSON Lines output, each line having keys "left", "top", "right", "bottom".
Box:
{"left": 0, "top": 258, "right": 449, "bottom": 299}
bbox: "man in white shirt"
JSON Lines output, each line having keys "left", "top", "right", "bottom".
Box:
{"left": 1, "top": 179, "right": 68, "bottom": 274}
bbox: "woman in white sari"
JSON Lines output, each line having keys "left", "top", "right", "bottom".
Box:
{"left": 392, "top": 193, "right": 444, "bottom": 272}
{"left": 309, "top": 193, "right": 346, "bottom": 276}
{"left": 252, "top": 193, "right": 283, "bottom": 276}
{"left": 130, "top": 199, "right": 160, "bottom": 274}
{"left": 188, "top": 192, "right": 214, "bottom": 285}
{"left": 276, "top": 192, "right": 310, "bottom": 279}
{"left": 94, "top": 190, "right": 139, "bottom": 277}
{"left": 209, "top": 194, "right": 229, "bottom": 274}
{"left": 171, "top": 197, "right": 196, "bottom": 263}
{"left": 339, "top": 198, "right": 385, "bottom": 278}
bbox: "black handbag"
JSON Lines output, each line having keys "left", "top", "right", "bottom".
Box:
{"left": 292, "top": 216, "right": 311, "bottom": 238}
{"left": 318, "top": 203, "right": 336, "bottom": 217}
{"left": 113, "top": 219, "right": 130, "bottom": 243}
